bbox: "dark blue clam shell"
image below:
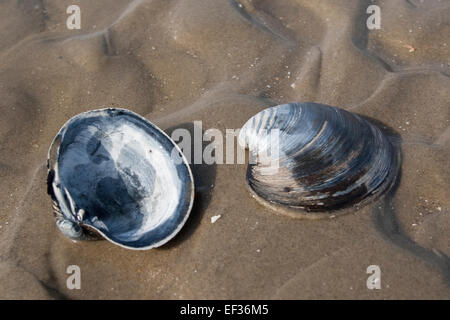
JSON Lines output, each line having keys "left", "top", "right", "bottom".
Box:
{"left": 47, "top": 108, "right": 194, "bottom": 249}
{"left": 238, "top": 102, "right": 399, "bottom": 217}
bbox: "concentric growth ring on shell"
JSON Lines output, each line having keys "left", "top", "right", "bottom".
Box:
{"left": 238, "top": 102, "right": 399, "bottom": 218}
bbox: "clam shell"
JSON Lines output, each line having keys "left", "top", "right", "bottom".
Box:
{"left": 47, "top": 108, "right": 194, "bottom": 249}
{"left": 238, "top": 102, "right": 399, "bottom": 218}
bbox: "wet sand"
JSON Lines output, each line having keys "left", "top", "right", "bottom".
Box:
{"left": 0, "top": 0, "right": 449, "bottom": 299}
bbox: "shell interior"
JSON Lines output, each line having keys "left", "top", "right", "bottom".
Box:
{"left": 49, "top": 109, "right": 194, "bottom": 249}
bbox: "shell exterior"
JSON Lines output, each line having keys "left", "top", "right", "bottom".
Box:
{"left": 47, "top": 108, "right": 194, "bottom": 249}
{"left": 238, "top": 102, "right": 399, "bottom": 217}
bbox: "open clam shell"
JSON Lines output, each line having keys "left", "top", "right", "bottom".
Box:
{"left": 238, "top": 102, "right": 399, "bottom": 218}
{"left": 47, "top": 108, "right": 194, "bottom": 249}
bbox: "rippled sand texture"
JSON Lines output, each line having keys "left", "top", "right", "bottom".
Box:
{"left": 0, "top": 0, "right": 449, "bottom": 299}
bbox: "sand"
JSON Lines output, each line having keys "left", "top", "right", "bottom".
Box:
{"left": 0, "top": 0, "right": 449, "bottom": 299}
